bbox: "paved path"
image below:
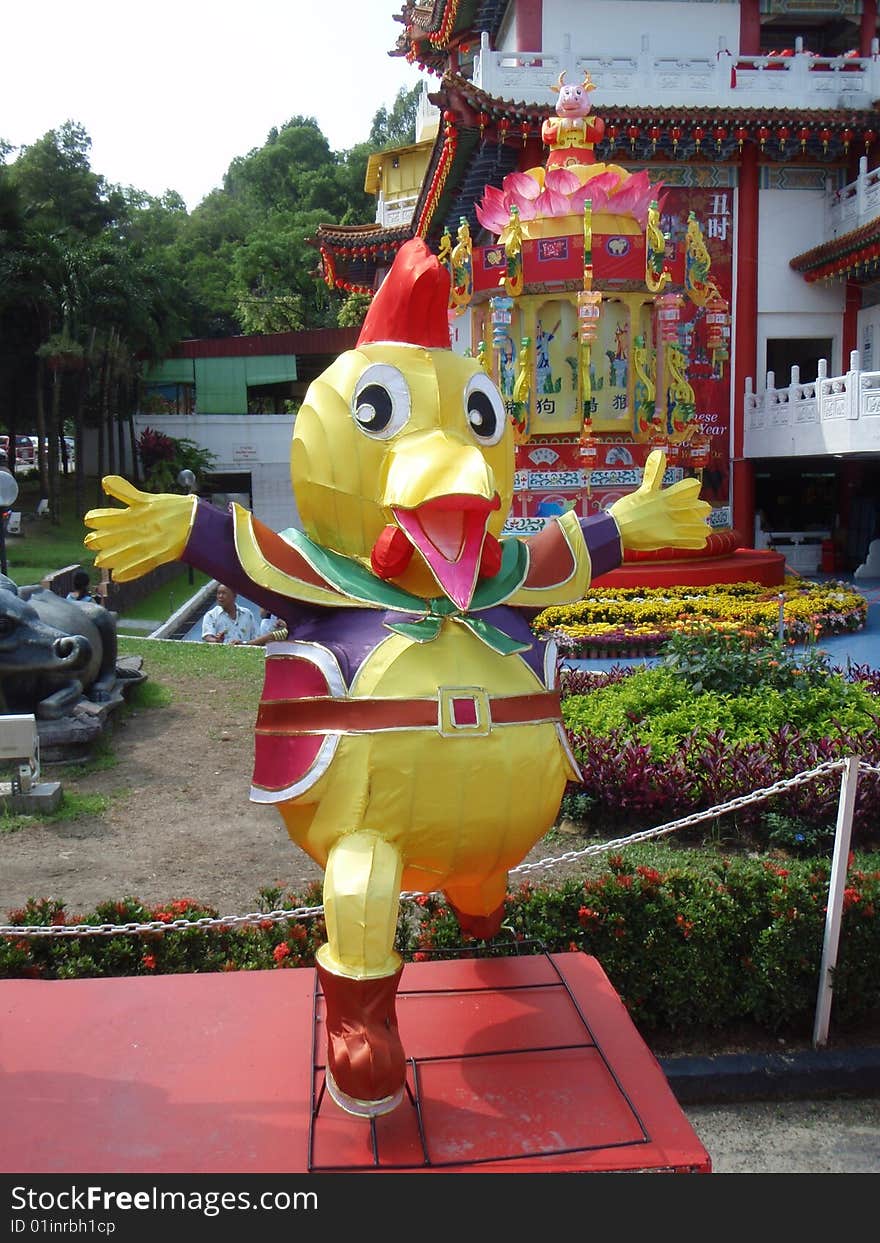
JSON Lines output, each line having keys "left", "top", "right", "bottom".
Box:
{"left": 684, "top": 1097, "right": 880, "bottom": 1173}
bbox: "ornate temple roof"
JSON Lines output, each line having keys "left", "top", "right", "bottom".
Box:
{"left": 391, "top": 1, "right": 510, "bottom": 72}
{"left": 312, "top": 66, "right": 880, "bottom": 291}
{"left": 790, "top": 217, "right": 880, "bottom": 283}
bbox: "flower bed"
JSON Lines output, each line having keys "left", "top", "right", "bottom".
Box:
{"left": 531, "top": 578, "right": 866, "bottom": 658}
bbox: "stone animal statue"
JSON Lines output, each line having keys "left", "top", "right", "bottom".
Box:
{"left": 0, "top": 576, "right": 119, "bottom": 719}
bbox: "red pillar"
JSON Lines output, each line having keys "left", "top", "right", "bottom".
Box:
{"left": 739, "top": 0, "right": 761, "bottom": 55}
{"left": 843, "top": 281, "right": 861, "bottom": 361}
{"left": 732, "top": 143, "right": 758, "bottom": 541}
{"left": 861, "top": 0, "right": 877, "bottom": 57}
{"left": 515, "top": 1, "right": 543, "bottom": 52}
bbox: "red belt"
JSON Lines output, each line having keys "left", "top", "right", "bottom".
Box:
{"left": 256, "top": 689, "right": 562, "bottom": 737}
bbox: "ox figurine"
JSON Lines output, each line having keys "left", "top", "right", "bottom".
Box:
{"left": 542, "top": 69, "right": 605, "bottom": 169}
{"left": 0, "top": 576, "right": 121, "bottom": 719}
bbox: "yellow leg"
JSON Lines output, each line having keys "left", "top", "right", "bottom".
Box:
{"left": 317, "top": 831, "right": 403, "bottom": 980}
{"left": 315, "top": 831, "right": 407, "bottom": 1115}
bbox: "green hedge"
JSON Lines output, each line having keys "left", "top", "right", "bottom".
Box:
{"left": 5, "top": 857, "right": 879, "bottom": 1038}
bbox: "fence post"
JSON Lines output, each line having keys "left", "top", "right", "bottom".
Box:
{"left": 812, "top": 755, "right": 860, "bottom": 1048}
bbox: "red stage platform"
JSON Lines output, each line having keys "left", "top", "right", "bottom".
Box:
{"left": 601, "top": 548, "right": 786, "bottom": 589}
{"left": 1, "top": 952, "right": 710, "bottom": 1174}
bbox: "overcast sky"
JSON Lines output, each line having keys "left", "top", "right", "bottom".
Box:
{"left": 2, "top": 0, "right": 426, "bottom": 210}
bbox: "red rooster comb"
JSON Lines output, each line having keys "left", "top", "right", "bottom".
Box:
{"left": 357, "top": 238, "right": 451, "bottom": 349}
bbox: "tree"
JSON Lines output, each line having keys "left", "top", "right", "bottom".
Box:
{"left": 368, "top": 83, "right": 422, "bottom": 150}
{"left": 8, "top": 121, "right": 123, "bottom": 239}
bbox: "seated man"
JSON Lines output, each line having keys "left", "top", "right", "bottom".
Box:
{"left": 201, "top": 583, "right": 258, "bottom": 645}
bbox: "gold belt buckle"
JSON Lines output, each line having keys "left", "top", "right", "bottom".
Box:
{"left": 438, "top": 686, "right": 491, "bottom": 737}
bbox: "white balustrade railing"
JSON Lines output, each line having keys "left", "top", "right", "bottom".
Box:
{"left": 745, "top": 352, "right": 880, "bottom": 459}
{"left": 474, "top": 31, "right": 880, "bottom": 112}
{"left": 826, "top": 156, "right": 880, "bottom": 238}
{"left": 374, "top": 193, "right": 419, "bottom": 229}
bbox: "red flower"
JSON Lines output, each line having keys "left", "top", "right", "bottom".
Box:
{"left": 675, "top": 914, "right": 694, "bottom": 939}
{"left": 273, "top": 942, "right": 291, "bottom": 964}
{"left": 843, "top": 888, "right": 861, "bottom": 911}
{"left": 142, "top": 953, "right": 157, "bottom": 971}
{"left": 291, "top": 924, "right": 307, "bottom": 942}
{"left": 413, "top": 951, "right": 429, "bottom": 962}
{"left": 637, "top": 866, "right": 663, "bottom": 886}
{"left": 578, "top": 906, "right": 599, "bottom": 927}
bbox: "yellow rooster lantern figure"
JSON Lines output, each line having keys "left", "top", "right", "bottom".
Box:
{"left": 84, "top": 240, "right": 710, "bottom": 1119}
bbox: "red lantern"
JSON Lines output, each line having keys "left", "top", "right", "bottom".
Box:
{"left": 656, "top": 292, "right": 684, "bottom": 342}
{"left": 579, "top": 433, "right": 600, "bottom": 463}
{"left": 520, "top": 120, "right": 530, "bottom": 146}
{"left": 577, "top": 289, "right": 603, "bottom": 342}
{"left": 842, "top": 127, "right": 854, "bottom": 153}
{"left": 778, "top": 125, "right": 790, "bottom": 151}
{"left": 693, "top": 125, "right": 705, "bottom": 152}
{"left": 758, "top": 125, "right": 770, "bottom": 150}
{"left": 607, "top": 123, "right": 619, "bottom": 148}
{"left": 865, "top": 129, "right": 877, "bottom": 150}
{"left": 650, "top": 124, "right": 661, "bottom": 150}
{"left": 820, "top": 128, "right": 832, "bottom": 152}
{"left": 713, "top": 125, "right": 727, "bottom": 153}
{"left": 498, "top": 116, "right": 510, "bottom": 143}
{"left": 690, "top": 436, "right": 711, "bottom": 467}
{"left": 671, "top": 125, "right": 682, "bottom": 150}
{"left": 735, "top": 125, "right": 749, "bottom": 151}
{"left": 477, "top": 111, "right": 489, "bottom": 138}
{"left": 798, "top": 126, "right": 811, "bottom": 152}
{"left": 627, "top": 124, "right": 640, "bottom": 149}
{"left": 705, "top": 295, "right": 729, "bottom": 350}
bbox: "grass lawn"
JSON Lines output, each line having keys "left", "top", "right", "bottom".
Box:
{"left": 3, "top": 472, "right": 104, "bottom": 586}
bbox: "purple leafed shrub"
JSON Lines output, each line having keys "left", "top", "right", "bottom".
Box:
{"left": 566, "top": 721, "right": 880, "bottom": 848}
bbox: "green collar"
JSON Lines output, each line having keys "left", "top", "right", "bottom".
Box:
{"left": 279, "top": 526, "right": 530, "bottom": 655}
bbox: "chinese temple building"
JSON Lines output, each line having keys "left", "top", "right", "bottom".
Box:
{"left": 314, "top": 1, "right": 880, "bottom": 580}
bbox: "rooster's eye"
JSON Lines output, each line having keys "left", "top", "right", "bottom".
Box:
{"left": 352, "top": 365, "right": 410, "bottom": 439}
{"left": 464, "top": 372, "right": 506, "bottom": 446}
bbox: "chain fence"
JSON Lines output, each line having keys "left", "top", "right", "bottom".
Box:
{"left": 0, "top": 756, "right": 861, "bottom": 942}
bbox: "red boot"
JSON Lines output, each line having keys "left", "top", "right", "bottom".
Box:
{"left": 447, "top": 900, "right": 506, "bottom": 940}
{"left": 316, "top": 961, "right": 406, "bottom": 1117}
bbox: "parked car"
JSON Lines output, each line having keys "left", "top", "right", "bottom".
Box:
{"left": 0, "top": 435, "right": 36, "bottom": 467}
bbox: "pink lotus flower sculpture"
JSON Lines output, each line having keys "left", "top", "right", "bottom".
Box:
{"left": 476, "top": 166, "right": 662, "bottom": 238}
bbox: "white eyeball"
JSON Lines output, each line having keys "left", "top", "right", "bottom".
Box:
{"left": 464, "top": 372, "right": 506, "bottom": 446}
{"left": 351, "top": 364, "right": 411, "bottom": 440}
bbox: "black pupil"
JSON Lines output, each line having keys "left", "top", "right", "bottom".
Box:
{"left": 468, "top": 390, "right": 497, "bottom": 439}
{"left": 355, "top": 384, "right": 392, "bottom": 432}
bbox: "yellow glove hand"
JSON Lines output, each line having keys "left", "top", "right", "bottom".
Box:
{"left": 83, "top": 476, "right": 196, "bottom": 582}
{"left": 609, "top": 450, "right": 711, "bottom": 551}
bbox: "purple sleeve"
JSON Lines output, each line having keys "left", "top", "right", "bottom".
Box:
{"left": 579, "top": 512, "right": 622, "bottom": 579}
{"left": 182, "top": 501, "right": 315, "bottom": 628}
